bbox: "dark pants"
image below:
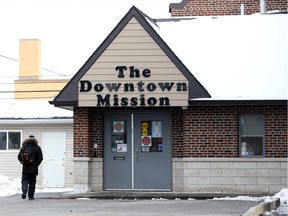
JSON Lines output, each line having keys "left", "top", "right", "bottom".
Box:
{"left": 21, "top": 173, "right": 37, "bottom": 199}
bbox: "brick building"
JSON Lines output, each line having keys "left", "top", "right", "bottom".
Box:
{"left": 169, "top": 0, "right": 287, "bottom": 16}
{"left": 51, "top": 6, "right": 287, "bottom": 194}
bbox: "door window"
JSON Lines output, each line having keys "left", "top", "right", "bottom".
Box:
{"left": 141, "top": 121, "right": 163, "bottom": 152}
{"left": 111, "top": 121, "right": 127, "bottom": 153}
{"left": 239, "top": 115, "right": 264, "bottom": 157}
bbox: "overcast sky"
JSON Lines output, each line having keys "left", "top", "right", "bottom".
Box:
{"left": 0, "top": 0, "right": 175, "bottom": 79}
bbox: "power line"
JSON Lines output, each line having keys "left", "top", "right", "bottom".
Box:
{"left": 0, "top": 90, "right": 62, "bottom": 93}
{"left": 0, "top": 80, "right": 70, "bottom": 85}
{"left": 0, "top": 96, "right": 58, "bottom": 100}
{"left": 0, "top": 54, "right": 73, "bottom": 78}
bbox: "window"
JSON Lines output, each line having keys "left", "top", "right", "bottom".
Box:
{"left": 141, "top": 121, "right": 163, "bottom": 153}
{"left": 111, "top": 121, "right": 127, "bottom": 152}
{"left": 0, "top": 131, "right": 22, "bottom": 150}
{"left": 239, "top": 115, "right": 264, "bottom": 157}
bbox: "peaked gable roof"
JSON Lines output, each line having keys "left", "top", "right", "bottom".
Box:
{"left": 50, "top": 6, "right": 210, "bottom": 108}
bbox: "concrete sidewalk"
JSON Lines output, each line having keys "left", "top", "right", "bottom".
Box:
{"left": 1, "top": 193, "right": 259, "bottom": 216}
{"left": 4, "top": 191, "right": 281, "bottom": 216}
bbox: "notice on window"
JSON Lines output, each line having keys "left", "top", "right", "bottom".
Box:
{"left": 114, "top": 121, "right": 124, "bottom": 133}
{"left": 152, "top": 121, "right": 162, "bottom": 137}
{"left": 141, "top": 136, "right": 152, "bottom": 147}
{"left": 117, "top": 144, "right": 127, "bottom": 153}
{"left": 141, "top": 121, "right": 163, "bottom": 153}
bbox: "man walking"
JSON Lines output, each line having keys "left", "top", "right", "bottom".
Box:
{"left": 18, "top": 135, "right": 43, "bottom": 200}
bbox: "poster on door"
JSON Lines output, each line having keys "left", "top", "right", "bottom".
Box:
{"left": 111, "top": 121, "right": 127, "bottom": 152}
{"left": 141, "top": 121, "right": 163, "bottom": 152}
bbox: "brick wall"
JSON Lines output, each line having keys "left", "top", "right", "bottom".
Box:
{"left": 170, "top": 0, "right": 288, "bottom": 16}
{"left": 73, "top": 107, "right": 91, "bottom": 157}
{"left": 90, "top": 109, "right": 104, "bottom": 158}
{"left": 180, "top": 105, "right": 287, "bottom": 158}
{"left": 74, "top": 105, "right": 287, "bottom": 158}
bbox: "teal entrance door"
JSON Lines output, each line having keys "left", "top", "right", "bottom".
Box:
{"left": 104, "top": 112, "right": 172, "bottom": 190}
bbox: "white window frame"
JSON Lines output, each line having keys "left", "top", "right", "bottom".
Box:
{"left": 0, "top": 130, "right": 22, "bottom": 151}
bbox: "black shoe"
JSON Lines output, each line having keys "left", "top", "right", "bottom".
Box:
{"left": 29, "top": 198, "right": 35, "bottom": 200}
{"left": 21, "top": 189, "right": 27, "bottom": 199}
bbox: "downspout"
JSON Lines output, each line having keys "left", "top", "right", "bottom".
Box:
{"left": 260, "top": 0, "right": 266, "bottom": 14}
{"left": 240, "top": 3, "right": 245, "bottom": 15}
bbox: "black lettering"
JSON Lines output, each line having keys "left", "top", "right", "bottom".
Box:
{"left": 147, "top": 97, "right": 157, "bottom": 105}
{"left": 113, "top": 94, "right": 119, "bottom": 106}
{"left": 124, "top": 83, "right": 135, "bottom": 92}
{"left": 140, "top": 94, "right": 145, "bottom": 106}
{"left": 97, "top": 95, "right": 110, "bottom": 106}
{"left": 129, "top": 66, "right": 140, "bottom": 78}
{"left": 158, "top": 82, "right": 174, "bottom": 91}
{"left": 176, "top": 82, "right": 188, "bottom": 91}
{"left": 105, "top": 83, "right": 121, "bottom": 92}
{"left": 137, "top": 81, "right": 145, "bottom": 92}
{"left": 131, "top": 97, "right": 138, "bottom": 106}
{"left": 121, "top": 97, "right": 128, "bottom": 106}
{"left": 147, "top": 83, "right": 156, "bottom": 92}
{"left": 142, "top": 69, "right": 151, "bottom": 77}
{"left": 79, "top": 80, "right": 92, "bottom": 92}
{"left": 94, "top": 83, "right": 104, "bottom": 92}
{"left": 159, "top": 97, "right": 170, "bottom": 106}
{"left": 116, "top": 66, "right": 127, "bottom": 78}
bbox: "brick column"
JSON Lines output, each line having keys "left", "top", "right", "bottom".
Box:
{"left": 73, "top": 107, "right": 91, "bottom": 192}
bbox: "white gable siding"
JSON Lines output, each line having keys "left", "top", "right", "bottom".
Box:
{"left": 79, "top": 17, "right": 189, "bottom": 107}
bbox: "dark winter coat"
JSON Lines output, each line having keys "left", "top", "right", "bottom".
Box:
{"left": 18, "top": 137, "right": 43, "bottom": 175}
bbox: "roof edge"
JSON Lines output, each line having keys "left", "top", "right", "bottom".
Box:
{"left": 0, "top": 118, "right": 73, "bottom": 125}
{"left": 189, "top": 99, "right": 288, "bottom": 106}
{"left": 169, "top": 0, "right": 188, "bottom": 12}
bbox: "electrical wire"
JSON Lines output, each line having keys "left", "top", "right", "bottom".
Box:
{"left": 0, "top": 54, "right": 73, "bottom": 78}
{"left": 1, "top": 90, "right": 62, "bottom": 93}
{"left": 1, "top": 80, "right": 70, "bottom": 85}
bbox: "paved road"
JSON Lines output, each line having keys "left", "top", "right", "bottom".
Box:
{"left": 0, "top": 196, "right": 258, "bottom": 216}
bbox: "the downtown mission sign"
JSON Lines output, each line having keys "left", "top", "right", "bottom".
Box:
{"left": 78, "top": 65, "right": 189, "bottom": 107}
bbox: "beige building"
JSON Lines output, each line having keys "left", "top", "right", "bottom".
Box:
{"left": 0, "top": 39, "right": 73, "bottom": 189}
{"left": 14, "top": 39, "right": 68, "bottom": 100}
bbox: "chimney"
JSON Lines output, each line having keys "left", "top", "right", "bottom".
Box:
{"left": 19, "top": 39, "right": 41, "bottom": 79}
{"left": 260, "top": 0, "right": 266, "bottom": 14}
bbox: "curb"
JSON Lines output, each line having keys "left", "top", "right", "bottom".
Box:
{"left": 57, "top": 191, "right": 268, "bottom": 200}
{"left": 242, "top": 198, "right": 281, "bottom": 216}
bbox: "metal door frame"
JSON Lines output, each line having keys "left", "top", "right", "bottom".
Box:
{"left": 104, "top": 111, "right": 172, "bottom": 191}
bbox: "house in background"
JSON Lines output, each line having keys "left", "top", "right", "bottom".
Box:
{"left": 0, "top": 39, "right": 73, "bottom": 188}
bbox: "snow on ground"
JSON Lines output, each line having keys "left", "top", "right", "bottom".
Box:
{"left": 0, "top": 175, "right": 72, "bottom": 197}
{"left": 0, "top": 175, "right": 287, "bottom": 214}
{"left": 213, "top": 188, "right": 288, "bottom": 215}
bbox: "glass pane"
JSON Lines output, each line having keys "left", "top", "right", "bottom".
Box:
{"left": 240, "top": 116, "right": 264, "bottom": 136}
{"left": 0, "top": 132, "right": 7, "bottom": 150}
{"left": 111, "top": 121, "right": 127, "bottom": 153}
{"left": 141, "top": 121, "right": 163, "bottom": 153}
{"left": 240, "top": 115, "right": 264, "bottom": 157}
{"left": 8, "top": 132, "right": 21, "bottom": 150}
{"left": 240, "top": 137, "right": 263, "bottom": 156}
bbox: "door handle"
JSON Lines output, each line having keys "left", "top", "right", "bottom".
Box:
{"left": 135, "top": 149, "right": 138, "bottom": 161}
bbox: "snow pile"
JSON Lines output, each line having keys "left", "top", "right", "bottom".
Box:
{"left": 0, "top": 175, "right": 21, "bottom": 197}
{"left": 213, "top": 188, "right": 288, "bottom": 215}
{"left": 263, "top": 188, "right": 288, "bottom": 215}
{"left": 0, "top": 175, "right": 72, "bottom": 197}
